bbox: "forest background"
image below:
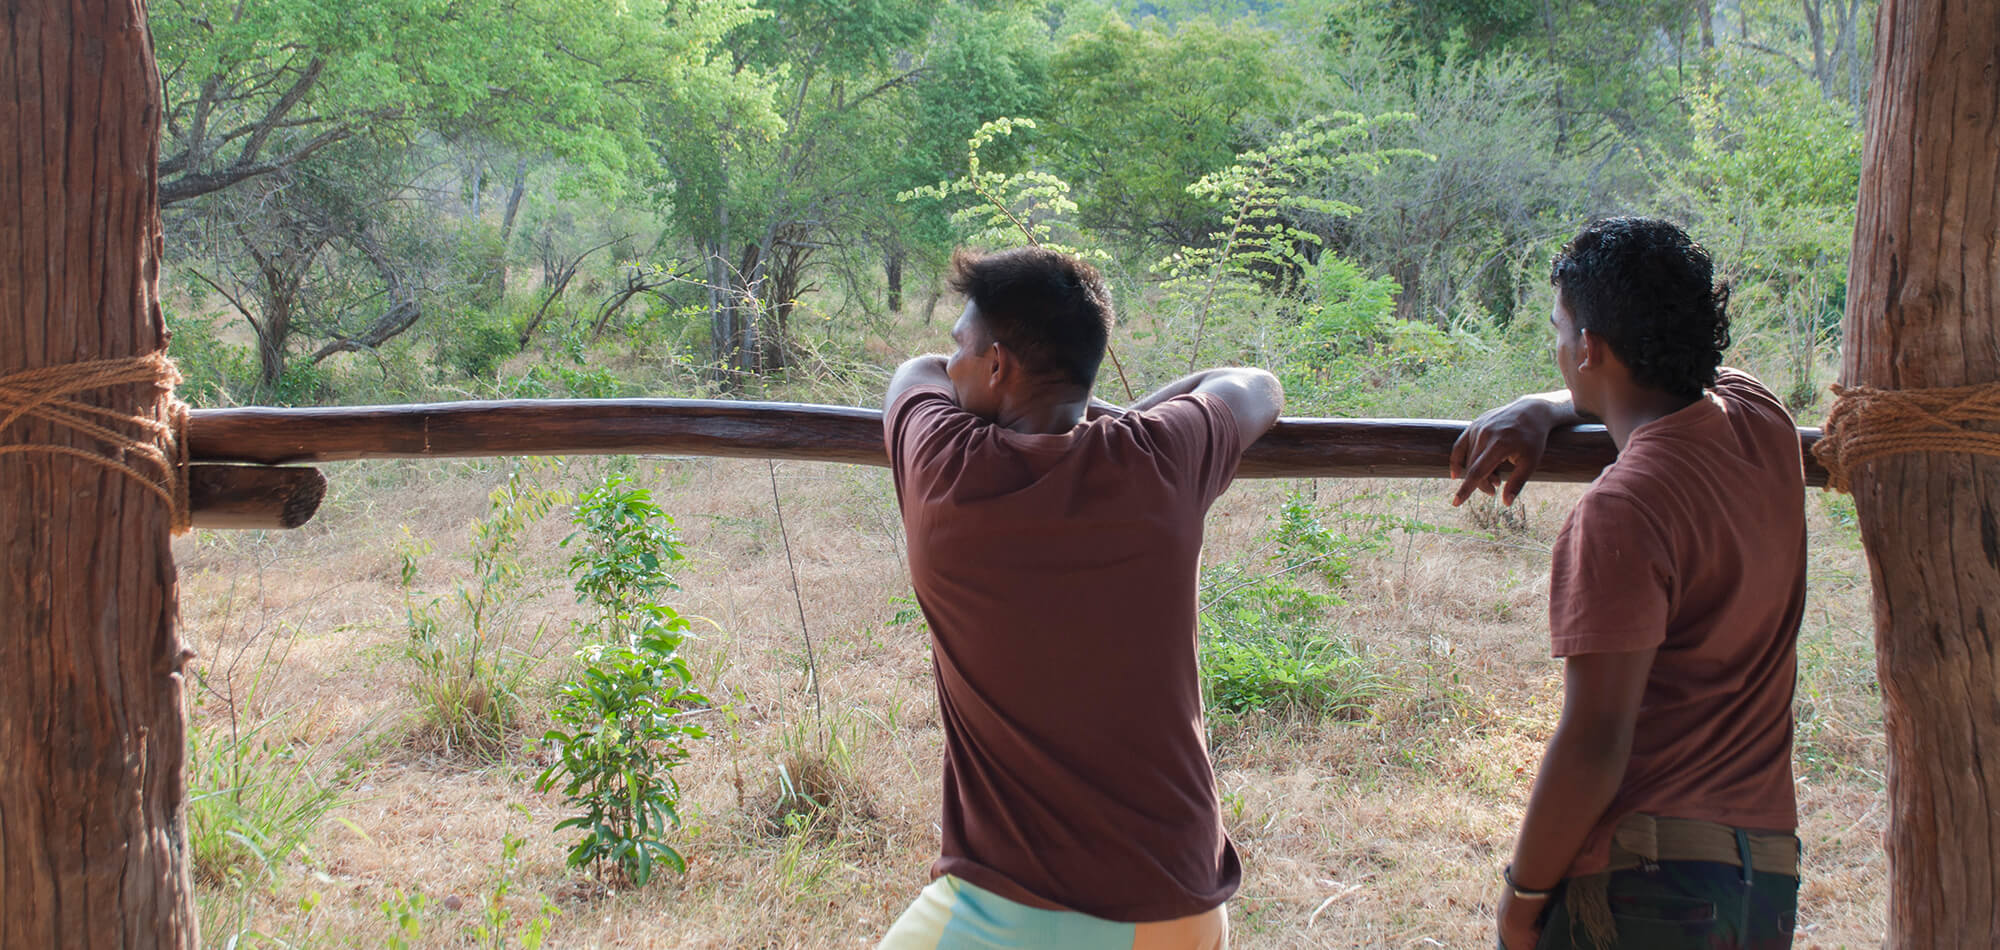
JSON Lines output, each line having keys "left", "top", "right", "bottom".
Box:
{"left": 159, "top": 0, "right": 1886, "bottom": 946}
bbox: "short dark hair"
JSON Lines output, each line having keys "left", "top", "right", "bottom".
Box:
{"left": 948, "top": 247, "right": 1113, "bottom": 388}
{"left": 1550, "top": 217, "right": 1731, "bottom": 399}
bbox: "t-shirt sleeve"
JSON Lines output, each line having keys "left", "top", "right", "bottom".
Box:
{"left": 1713, "top": 368, "right": 1789, "bottom": 417}
{"left": 884, "top": 385, "right": 968, "bottom": 492}
{"left": 1548, "top": 488, "right": 1675, "bottom": 657}
{"left": 1136, "top": 392, "right": 1244, "bottom": 508}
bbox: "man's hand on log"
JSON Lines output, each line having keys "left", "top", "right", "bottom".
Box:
{"left": 1450, "top": 395, "right": 1573, "bottom": 507}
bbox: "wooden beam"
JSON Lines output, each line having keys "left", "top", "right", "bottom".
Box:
{"left": 185, "top": 400, "right": 1830, "bottom": 487}
{"left": 187, "top": 465, "right": 327, "bottom": 530}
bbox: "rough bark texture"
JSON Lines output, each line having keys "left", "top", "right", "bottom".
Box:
{"left": 0, "top": 0, "right": 197, "bottom": 946}
{"left": 1841, "top": 0, "right": 2000, "bottom": 944}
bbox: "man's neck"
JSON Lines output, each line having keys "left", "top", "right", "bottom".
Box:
{"left": 1601, "top": 385, "right": 1702, "bottom": 451}
{"left": 996, "top": 389, "right": 1091, "bottom": 435}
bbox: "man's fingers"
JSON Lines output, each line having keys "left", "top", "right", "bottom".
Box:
{"left": 1449, "top": 430, "right": 1472, "bottom": 480}
{"left": 1500, "top": 460, "right": 1536, "bottom": 507}
{"left": 1452, "top": 445, "right": 1507, "bottom": 507}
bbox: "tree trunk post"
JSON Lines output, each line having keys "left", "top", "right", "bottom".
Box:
{"left": 0, "top": 1, "right": 197, "bottom": 946}
{"left": 1840, "top": 0, "right": 2000, "bottom": 944}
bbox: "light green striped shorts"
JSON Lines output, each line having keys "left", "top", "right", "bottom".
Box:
{"left": 877, "top": 876, "right": 1227, "bottom": 950}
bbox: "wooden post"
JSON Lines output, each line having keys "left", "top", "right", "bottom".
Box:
{"left": 1842, "top": 0, "right": 2000, "bottom": 943}
{"left": 0, "top": 1, "right": 197, "bottom": 946}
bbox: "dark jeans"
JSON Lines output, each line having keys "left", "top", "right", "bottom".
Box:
{"left": 1507, "top": 860, "right": 1798, "bottom": 950}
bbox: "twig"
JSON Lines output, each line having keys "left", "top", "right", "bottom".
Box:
{"left": 766, "top": 460, "right": 825, "bottom": 735}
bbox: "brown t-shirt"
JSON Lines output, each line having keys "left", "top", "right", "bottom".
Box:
{"left": 885, "top": 384, "right": 1244, "bottom": 922}
{"left": 1550, "top": 369, "right": 1807, "bottom": 877}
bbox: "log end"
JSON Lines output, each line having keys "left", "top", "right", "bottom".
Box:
{"left": 187, "top": 465, "right": 328, "bottom": 530}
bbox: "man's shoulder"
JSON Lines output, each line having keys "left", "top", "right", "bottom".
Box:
{"left": 887, "top": 385, "right": 971, "bottom": 445}
{"left": 1126, "top": 391, "right": 1237, "bottom": 446}
{"left": 1711, "top": 369, "right": 1797, "bottom": 425}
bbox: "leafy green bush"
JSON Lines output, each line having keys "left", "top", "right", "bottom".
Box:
{"left": 400, "top": 461, "right": 566, "bottom": 757}
{"left": 435, "top": 304, "right": 524, "bottom": 382}
{"left": 1203, "top": 632, "right": 1381, "bottom": 720}
{"left": 562, "top": 473, "right": 684, "bottom": 635}
{"left": 537, "top": 473, "right": 709, "bottom": 885}
{"left": 537, "top": 618, "right": 708, "bottom": 884}
{"left": 1199, "top": 492, "right": 1388, "bottom": 720}
{"left": 165, "top": 307, "right": 258, "bottom": 407}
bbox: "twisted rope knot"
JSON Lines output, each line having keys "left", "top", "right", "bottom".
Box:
{"left": 1813, "top": 382, "right": 2000, "bottom": 494}
{"left": 0, "top": 352, "right": 191, "bottom": 534}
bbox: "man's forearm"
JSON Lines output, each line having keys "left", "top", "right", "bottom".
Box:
{"left": 1508, "top": 723, "right": 1631, "bottom": 889}
{"left": 885, "top": 355, "right": 953, "bottom": 409}
{"left": 1127, "top": 370, "right": 1220, "bottom": 413}
{"left": 1521, "top": 390, "right": 1594, "bottom": 427}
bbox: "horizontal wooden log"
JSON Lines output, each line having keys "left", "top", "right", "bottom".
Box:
{"left": 188, "top": 398, "right": 1830, "bottom": 488}
{"left": 187, "top": 464, "right": 327, "bottom": 530}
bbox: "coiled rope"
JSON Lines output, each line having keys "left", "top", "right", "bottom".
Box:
{"left": 1812, "top": 382, "right": 2000, "bottom": 494}
{"left": 0, "top": 352, "right": 191, "bottom": 534}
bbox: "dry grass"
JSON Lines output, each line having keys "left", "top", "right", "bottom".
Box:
{"left": 175, "top": 454, "right": 1887, "bottom": 948}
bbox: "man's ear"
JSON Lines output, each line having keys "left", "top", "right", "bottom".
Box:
{"left": 987, "top": 340, "right": 1014, "bottom": 386}
{"left": 1577, "top": 328, "right": 1610, "bottom": 373}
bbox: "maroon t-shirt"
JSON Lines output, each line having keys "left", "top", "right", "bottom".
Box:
{"left": 1550, "top": 370, "right": 1807, "bottom": 876}
{"left": 885, "top": 385, "right": 1244, "bottom": 922}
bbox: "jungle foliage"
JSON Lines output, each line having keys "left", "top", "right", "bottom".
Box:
{"left": 157, "top": 0, "right": 1871, "bottom": 419}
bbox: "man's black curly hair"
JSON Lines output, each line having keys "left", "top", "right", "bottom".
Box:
{"left": 1550, "top": 217, "right": 1731, "bottom": 399}
{"left": 949, "top": 247, "right": 1113, "bottom": 388}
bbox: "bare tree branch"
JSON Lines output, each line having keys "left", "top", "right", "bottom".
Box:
{"left": 161, "top": 121, "right": 357, "bottom": 206}
{"left": 310, "top": 226, "right": 423, "bottom": 364}
{"left": 186, "top": 267, "right": 264, "bottom": 338}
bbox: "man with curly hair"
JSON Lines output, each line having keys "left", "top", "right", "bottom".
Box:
{"left": 1451, "top": 217, "right": 1806, "bottom": 949}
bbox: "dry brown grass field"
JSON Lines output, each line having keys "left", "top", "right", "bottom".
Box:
{"left": 175, "top": 440, "right": 1887, "bottom": 948}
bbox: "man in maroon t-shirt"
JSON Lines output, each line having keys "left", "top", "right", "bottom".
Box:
{"left": 877, "top": 247, "right": 1282, "bottom": 949}
{"left": 1453, "top": 218, "right": 1805, "bottom": 949}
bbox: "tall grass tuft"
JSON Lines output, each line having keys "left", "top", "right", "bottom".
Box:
{"left": 401, "top": 459, "right": 567, "bottom": 757}
{"left": 185, "top": 631, "right": 370, "bottom": 891}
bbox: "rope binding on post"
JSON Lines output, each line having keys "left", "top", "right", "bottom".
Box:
{"left": 0, "top": 351, "right": 192, "bottom": 534}
{"left": 1812, "top": 382, "right": 2000, "bottom": 495}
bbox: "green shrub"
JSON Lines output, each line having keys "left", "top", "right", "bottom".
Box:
{"left": 1203, "top": 631, "right": 1382, "bottom": 720}
{"left": 537, "top": 473, "right": 709, "bottom": 885}
{"left": 537, "top": 617, "right": 709, "bottom": 884}
{"left": 562, "top": 473, "right": 684, "bottom": 636}
{"left": 1199, "top": 491, "right": 1388, "bottom": 720}
{"left": 436, "top": 305, "right": 523, "bottom": 382}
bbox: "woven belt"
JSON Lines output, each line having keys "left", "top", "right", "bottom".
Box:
{"left": 1604, "top": 813, "right": 1799, "bottom": 877}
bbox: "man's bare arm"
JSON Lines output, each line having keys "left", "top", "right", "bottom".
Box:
{"left": 1497, "top": 647, "right": 1654, "bottom": 948}
{"left": 885, "top": 355, "right": 952, "bottom": 411}
{"left": 1125, "top": 368, "right": 1284, "bottom": 454}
